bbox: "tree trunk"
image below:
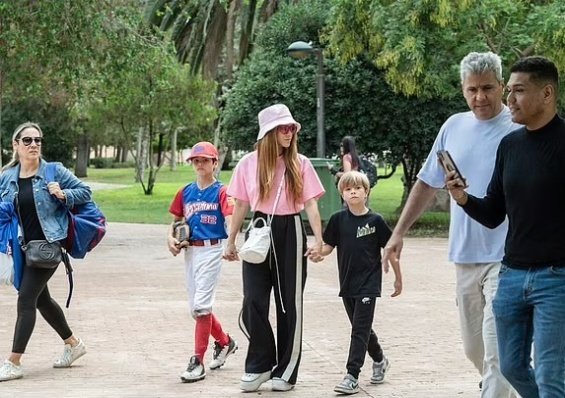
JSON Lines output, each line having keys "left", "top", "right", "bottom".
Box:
{"left": 135, "top": 127, "right": 147, "bottom": 183}
{"left": 239, "top": 0, "right": 257, "bottom": 64}
{"left": 170, "top": 127, "right": 178, "bottom": 171}
{"left": 121, "top": 145, "right": 128, "bottom": 162}
{"left": 156, "top": 132, "right": 164, "bottom": 167}
{"left": 74, "top": 133, "right": 89, "bottom": 178}
{"left": 427, "top": 189, "right": 451, "bottom": 212}
{"left": 225, "top": 0, "right": 240, "bottom": 81}
{"left": 201, "top": 0, "right": 228, "bottom": 80}
{"left": 144, "top": 118, "right": 155, "bottom": 195}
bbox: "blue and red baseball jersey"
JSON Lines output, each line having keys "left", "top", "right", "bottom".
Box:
{"left": 169, "top": 181, "right": 233, "bottom": 241}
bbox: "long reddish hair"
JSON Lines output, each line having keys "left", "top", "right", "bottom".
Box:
{"left": 256, "top": 126, "right": 303, "bottom": 205}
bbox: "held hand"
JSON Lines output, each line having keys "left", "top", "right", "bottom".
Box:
{"left": 308, "top": 249, "right": 324, "bottom": 263}
{"left": 382, "top": 235, "right": 403, "bottom": 273}
{"left": 167, "top": 236, "right": 181, "bottom": 256}
{"left": 47, "top": 182, "right": 66, "bottom": 200}
{"left": 305, "top": 242, "right": 323, "bottom": 262}
{"left": 223, "top": 242, "right": 240, "bottom": 261}
{"left": 445, "top": 170, "right": 468, "bottom": 204}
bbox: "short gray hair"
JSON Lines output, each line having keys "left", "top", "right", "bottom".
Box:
{"left": 460, "top": 52, "right": 503, "bottom": 83}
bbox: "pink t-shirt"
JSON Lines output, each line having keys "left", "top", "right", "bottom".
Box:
{"left": 342, "top": 153, "right": 359, "bottom": 171}
{"left": 227, "top": 151, "right": 325, "bottom": 215}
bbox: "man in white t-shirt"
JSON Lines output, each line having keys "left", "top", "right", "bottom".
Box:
{"left": 382, "top": 52, "right": 520, "bottom": 398}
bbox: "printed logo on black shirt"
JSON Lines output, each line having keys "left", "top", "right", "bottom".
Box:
{"left": 356, "top": 223, "right": 375, "bottom": 238}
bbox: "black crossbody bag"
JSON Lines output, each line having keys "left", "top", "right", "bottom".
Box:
{"left": 16, "top": 194, "right": 75, "bottom": 307}
{"left": 16, "top": 196, "right": 62, "bottom": 269}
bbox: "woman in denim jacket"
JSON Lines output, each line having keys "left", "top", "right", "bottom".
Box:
{"left": 0, "top": 122, "right": 91, "bottom": 382}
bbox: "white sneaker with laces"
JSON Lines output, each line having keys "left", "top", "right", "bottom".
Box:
{"left": 53, "top": 338, "right": 87, "bottom": 368}
{"left": 209, "top": 336, "right": 238, "bottom": 370}
{"left": 180, "top": 355, "right": 206, "bottom": 383}
{"left": 240, "top": 370, "right": 271, "bottom": 392}
{"left": 0, "top": 360, "right": 23, "bottom": 382}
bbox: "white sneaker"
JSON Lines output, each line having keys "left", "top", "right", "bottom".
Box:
{"left": 209, "top": 336, "right": 238, "bottom": 370}
{"left": 0, "top": 360, "right": 23, "bottom": 382}
{"left": 180, "top": 356, "right": 206, "bottom": 383}
{"left": 240, "top": 370, "right": 271, "bottom": 392}
{"left": 272, "top": 377, "right": 294, "bottom": 391}
{"left": 53, "top": 338, "right": 87, "bottom": 368}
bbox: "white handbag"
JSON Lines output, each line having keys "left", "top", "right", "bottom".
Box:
{"left": 238, "top": 217, "right": 271, "bottom": 264}
{"left": 0, "top": 252, "right": 14, "bottom": 286}
{"left": 238, "top": 172, "right": 285, "bottom": 264}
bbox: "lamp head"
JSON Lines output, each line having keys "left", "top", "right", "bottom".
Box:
{"left": 287, "top": 41, "right": 315, "bottom": 59}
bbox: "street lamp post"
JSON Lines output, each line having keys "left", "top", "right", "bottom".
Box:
{"left": 287, "top": 41, "right": 325, "bottom": 158}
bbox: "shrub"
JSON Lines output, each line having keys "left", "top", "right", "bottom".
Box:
{"left": 90, "top": 157, "right": 114, "bottom": 168}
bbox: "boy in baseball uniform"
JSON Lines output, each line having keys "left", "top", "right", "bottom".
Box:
{"left": 167, "top": 141, "right": 237, "bottom": 382}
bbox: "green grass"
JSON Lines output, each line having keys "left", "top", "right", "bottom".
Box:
{"left": 370, "top": 169, "right": 449, "bottom": 236}
{"left": 84, "top": 166, "right": 231, "bottom": 225}
{"left": 85, "top": 166, "right": 449, "bottom": 235}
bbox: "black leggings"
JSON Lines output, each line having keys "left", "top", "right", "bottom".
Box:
{"left": 12, "top": 265, "right": 72, "bottom": 353}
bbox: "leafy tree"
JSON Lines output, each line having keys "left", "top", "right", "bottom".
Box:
{"left": 86, "top": 33, "right": 216, "bottom": 195}
{"left": 1, "top": 98, "right": 74, "bottom": 166}
{"left": 326, "top": 0, "right": 565, "bottom": 101}
{"left": 0, "top": 0, "right": 127, "bottom": 170}
{"left": 1, "top": 0, "right": 216, "bottom": 192}
{"left": 222, "top": 0, "right": 464, "bottom": 199}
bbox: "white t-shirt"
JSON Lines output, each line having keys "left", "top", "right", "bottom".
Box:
{"left": 418, "top": 105, "right": 521, "bottom": 263}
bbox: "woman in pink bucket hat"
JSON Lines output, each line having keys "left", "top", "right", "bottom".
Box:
{"left": 224, "top": 104, "right": 325, "bottom": 392}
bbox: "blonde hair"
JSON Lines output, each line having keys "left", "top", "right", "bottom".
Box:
{"left": 256, "top": 126, "right": 303, "bottom": 204}
{"left": 2, "top": 122, "right": 44, "bottom": 171}
{"left": 338, "top": 171, "right": 370, "bottom": 193}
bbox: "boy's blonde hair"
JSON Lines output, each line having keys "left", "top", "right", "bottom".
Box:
{"left": 338, "top": 171, "right": 370, "bottom": 193}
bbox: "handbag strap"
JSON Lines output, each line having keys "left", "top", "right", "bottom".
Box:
{"left": 14, "top": 195, "right": 27, "bottom": 245}
{"left": 266, "top": 171, "right": 286, "bottom": 226}
{"left": 36, "top": 163, "right": 74, "bottom": 308}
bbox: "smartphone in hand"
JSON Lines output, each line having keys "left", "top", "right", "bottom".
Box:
{"left": 437, "top": 150, "right": 466, "bottom": 186}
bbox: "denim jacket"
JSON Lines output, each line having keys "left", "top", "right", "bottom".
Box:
{"left": 0, "top": 159, "right": 92, "bottom": 243}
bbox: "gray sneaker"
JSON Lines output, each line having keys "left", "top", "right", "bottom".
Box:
{"left": 370, "top": 356, "right": 390, "bottom": 384}
{"left": 334, "top": 374, "right": 359, "bottom": 395}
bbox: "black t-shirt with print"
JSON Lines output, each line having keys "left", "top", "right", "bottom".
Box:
{"left": 323, "top": 208, "right": 392, "bottom": 298}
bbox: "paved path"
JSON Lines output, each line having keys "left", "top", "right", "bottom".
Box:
{"left": 86, "top": 182, "right": 129, "bottom": 191}
{"left": 0, "top": 223, "right": 480, "bottom": 398}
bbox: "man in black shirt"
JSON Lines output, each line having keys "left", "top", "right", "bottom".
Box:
{"left": 446, "top": 56, "right": 565, "bottom": 398}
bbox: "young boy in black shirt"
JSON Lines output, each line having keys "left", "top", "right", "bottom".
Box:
{"left": 312, "top": 171, "right": 402, "bottom": 395}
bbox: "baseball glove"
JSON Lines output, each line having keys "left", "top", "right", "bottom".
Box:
{"left": 173, "top": 221, "right": 190, "bottom": 248}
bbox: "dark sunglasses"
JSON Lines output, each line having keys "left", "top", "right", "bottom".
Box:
{"left": 17, "top": 137, "right": 43, "bottom": 146}
{"left": 278, "top": 124, "right": 297, "bottom": 134}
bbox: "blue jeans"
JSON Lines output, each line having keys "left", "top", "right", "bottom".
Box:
{"left": 493, "top": 265, "right": 565, "bottom": 398}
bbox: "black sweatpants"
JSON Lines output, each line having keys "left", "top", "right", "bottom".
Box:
{"left": 241, "top": 212, "right": 307, "bottom": 385}
{"left": 13, "top": 265, "right": 72, "bottom": 353}
{"left": 342, "top": 296, "right": 383, "bottom": 379}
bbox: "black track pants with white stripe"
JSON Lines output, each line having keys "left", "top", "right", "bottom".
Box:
{"left": 240, "top": 212, "right": 307, "bottom": 385}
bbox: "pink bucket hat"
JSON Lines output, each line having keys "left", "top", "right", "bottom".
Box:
{"left": 257, "top": 104, "right": 301, "bottom": 141}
